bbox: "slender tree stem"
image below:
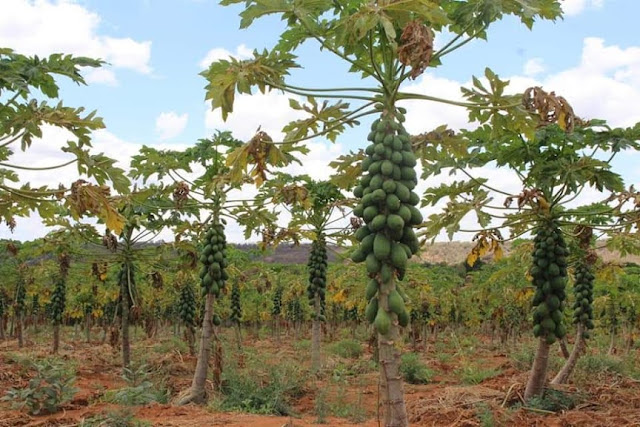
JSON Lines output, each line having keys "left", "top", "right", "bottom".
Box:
{"left": 0, "top": 158, "right": 77, "bottom": 170}
{"left": 0, "top": 132, "right": 25, "bottom": 148}
{"left": 396, "top": 92, "right": 522, "bottom": 110}
{"left": 432, "top": 23, "right": 491, "bottom": 60}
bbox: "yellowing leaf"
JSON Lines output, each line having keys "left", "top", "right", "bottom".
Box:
{"left": 494, "top": 243, "right": 503, "bottom": 261}
{"left": 466, "top": 251, "right": 479, "bottom": 267}
{"left": 331, "top": 289, "right": 347, "bottom": 304}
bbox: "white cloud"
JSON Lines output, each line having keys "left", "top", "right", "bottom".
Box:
{"left": 542, "top": 38, "right": 640, "bottom": 127}
{"left": 400, "top": 73, "right": 471, "bottom": 133}
{"left": 402, "top": 37, "right": 640, "bottom": 133}
{"left": 199, "top": 44, "right": 252, "bottom": 69}
{"left": 561, "top": 0, "right": 604, "bottom": 16}
{"left": 0, "top": 0, "right": 152, "bottom": 84}
{"left": 524, "top": 58, "right": 546, "bottom": 76}
{"left": 392, "top": 36, "right": 640, "bottom": 242}
{"left": 85, "top": 68, "right": 118, "bottom": 86}
{"left": 205, "top": 90, "right": 305, "bottom": 141}
{"left": 285, "top": 141, "right": 345, "bottom": 181}
{"left": 102, "top": 37, "right": 152, "bottom": 74}
{"left": 155, "top": 112, "right": 189, "bottom": 140}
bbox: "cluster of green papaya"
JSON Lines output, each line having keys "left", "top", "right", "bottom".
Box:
{"left": 178, "top": 283, "right": 197, "bottom": 328}
{"left": 15, "top": 282, "right": 26, "bottom": 315}
{"left": 572, "top": 262, "right": 595, "bottom": 339}
{"left": 307, "top": 236, "right": 328, "bottom": 321}
{"left": 531, "top": 221, "right": 569, "bottom": 344}
{"left": 230, "top": 281, "right": 242, "bottom": 324}
{"left": 198, "top": 222, "right": 228, "bottom": 297}
{"left": 213, "top": 313, "right": 222, "bottom": 326}
{"left": 272, "top": 286, "right": 283, "bottom": 317}
{"left": 50, "top": 278, "right": 66, "bottom": 325}
{"left": 286, "top": 298, "right": 303, "bottom": 324}
{"left": 351, "top": 109, "right": 421, "bottom": 335}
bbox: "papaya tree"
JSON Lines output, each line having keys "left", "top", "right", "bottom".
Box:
{"left": 49, "top": 253, "right": 70, "bottom": 354}
{"left": 0, "top": 289, "right": 5, "bottom": 340}
{"left": 0, "top": 48, "right": 129, "bottom": 235}
{"left": 207, "top": 1, "right": 564, "bottom": 423}
{"left": 130, "top": 130, "right": 299, "bottom": 404}
{"left": 229, "top": 277, "right": 243, "bottom": 350}
{"left": 418, "top": 81, "right": 640, "bottom": 399}
{"left": 256, "top": 174, "right": 349, "bottom": 370}
{"left": 46, "top": 184, "right": 185, "bottom": 370}
{"left": 14, "top": 272, "right": 27, "bottom": 347}
{"left": 178, "top": 274, "right": 198, "bottom": 356}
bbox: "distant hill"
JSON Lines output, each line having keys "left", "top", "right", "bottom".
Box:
{"left": 235, "top": 241, "right": 640, "bottom": 266}
{"left": 416, "top": 241, "right": 640, "bottom": 266}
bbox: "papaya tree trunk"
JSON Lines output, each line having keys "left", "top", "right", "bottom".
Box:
{"left": 559, "top": 337, "right": 570, "bottom": 359}
{"left": 52, "top": 323, "right": 60, "bottom": 354}
{"left": 311, "top": 294, "right": 322, "bottom": 372}
{"left": 85, "top": 313, "right": 91, "bottom": 343}
{"left": 16, "top": 313, "right": 23, "bottom": 348}
{"left": 178, "top": 293, "right": 214, "bottom": 405}
{"left": 608, "top": 328, "right": 616, "bottom": 355}
{"left": 524, "top": 337, "right": 552, "bottom": 400}
{"left": 378, "top": 324, "right": 408, "bottom": 426}
{"left": 378, "top": 291, "right": 408, "bottom": 427}
{"left": 120, "top": 265, "right": 132, "bottom": 369}
{"left": 0, "top": 316, "right": 4, "bottom": 340}
{"left": 552, "top": 324, "right": 585, "bottom": 385}
{"left": 121, "top": 306, "right": 130, "bottom": 368}
{"left": 185, "top": 326, "right": 196, "bottom": 356}
{"left": 234, "top": 323, "right": 242, "bottom": 352}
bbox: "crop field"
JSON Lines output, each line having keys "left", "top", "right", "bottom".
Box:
{"left": 1, "top": 254, "right": 640, "bottom": 426}
{"left": 2, "top": 0, "right": 640, "bottom": 426}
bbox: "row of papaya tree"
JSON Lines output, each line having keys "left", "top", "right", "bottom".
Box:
{"left": 2, "top": 236, "right": 639, "bottom": 373}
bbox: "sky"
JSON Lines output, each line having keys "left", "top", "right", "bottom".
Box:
{"left": 1, "top": 0, "right": 639, "bottom": 243}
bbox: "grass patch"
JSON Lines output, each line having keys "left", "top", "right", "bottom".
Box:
{"left": 475, "top": 402, "right": 496, "bottom": 427}
{"left": 455, "top": 364, "right": 500, "bottom": 385}
{"left": 524, "top": 388, "right": 581, "bottom": 412}
{"left": 313, "top": 382, "right": 368, "bottom": 424}
{"left": 400, "top": 353, "right": 434, "bottom": 384}
{"left": 80, "top": 409, "right": 151, "bottom": 426}
{"left": 151, "top": 335, "right": 188, "bottom": 355}
{"left": 329, "top": 359, "right": 377, "bottom": 383}
{"left": 293, "top": 339, "right": 311, "bottom": 353}
{"left": 327, "top": 339, "right": 363, "bottom": 359}
{"left": 213, "top": 355, "right": 306, "bottom": 415}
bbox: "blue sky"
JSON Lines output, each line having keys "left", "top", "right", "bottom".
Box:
{"left": 19, "top": 0, "right": 639, "bottom": 143}
{"left": 1, "top": 0, "right": 639, "bottom": 242}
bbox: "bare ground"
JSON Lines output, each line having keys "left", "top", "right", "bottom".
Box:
{"left": 1, "top": 329, "right": 639, "bottom": 426}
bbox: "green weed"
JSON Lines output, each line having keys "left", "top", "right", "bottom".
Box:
{"left": 214, "top": 357, "right": 306, "bottom": 415}
{"left": 104, "top": 364, "right": 168, "bottom": 406}
{"left": 328, "top": 339, "right": 363, "bottom": 359}
{"left": 400, "top": 353, "right": 434, "bottom": 384}
{"left": 79, "top": 409, "right": 151, "bottom": 426}
{"left": 455, "top": 364, "right": 500, "bottom": 385}
{"left": 525, "top": 388, "right": 580, "bottom": 412}
{"left": 1, "top": 359, "right": 78, "bottom": 415}
{"left": 475, "top": 402, "right": 495, "bottom": 427}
